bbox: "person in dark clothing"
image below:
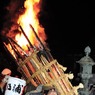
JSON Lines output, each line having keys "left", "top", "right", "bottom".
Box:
{"left": 42, "top": 85, "right": 59, "bottom": 95}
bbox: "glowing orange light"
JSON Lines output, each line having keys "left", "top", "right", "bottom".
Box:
{"left": 16, "top": 0, "right": 46, "bottom": 50}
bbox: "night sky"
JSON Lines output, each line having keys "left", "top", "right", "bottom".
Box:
{"left": 43, "top": 1, "right": 93, "bottom": 54}
{"left": 0, "top": 0, "right": 95, "bottom": 76}
{"left": 40, "top": 1, "right": 95, "bottom": 72}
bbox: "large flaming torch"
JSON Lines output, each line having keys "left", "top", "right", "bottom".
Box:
{"left": 2, "top": 0, "right": 83, "bottom": 95}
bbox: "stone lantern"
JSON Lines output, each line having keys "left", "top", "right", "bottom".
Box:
{"left": 77, "top": 46, "right": 95, "bottom": 95}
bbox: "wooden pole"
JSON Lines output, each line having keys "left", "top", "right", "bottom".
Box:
{"left": 19, "top": 25, "right": 34, "bottom": 49}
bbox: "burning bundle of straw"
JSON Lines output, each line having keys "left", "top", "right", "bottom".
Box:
{"left": 0, "top": 0, "right": 83, "bottom": 94}
{"left": 2, "top": 25, "right": 80, "bottom": 95}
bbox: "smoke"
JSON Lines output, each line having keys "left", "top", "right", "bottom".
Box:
{"left": 1, "top": 0, "right": 25, "bottom": 39}
{"left": 0, "top": 0, "right": 47, "bottom": 39}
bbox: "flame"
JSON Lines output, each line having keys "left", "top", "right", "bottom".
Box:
{"left": 17, "top": 0, "right": 46, "bottom": 50}
{"left": 3, "top": 0, "right": 82, "bottom": 94}
{"left": 15, "top": 33, "right": 29, "bottom": 50}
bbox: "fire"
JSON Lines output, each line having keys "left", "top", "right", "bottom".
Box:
{"left": 2, "top": 0, "right": 83, "bottom": 94}
{"left": 15, "top": 33, "right": 29, "bottom": 50}
{"left": 17, "top": 0, "right": 46, "bottom": 50}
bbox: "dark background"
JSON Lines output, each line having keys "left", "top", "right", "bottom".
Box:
{"left": 40, "top": 0, "right": 95, "bottom": 73}
{"left": 0, "top": 0, "right": 95, "bottom": 81}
